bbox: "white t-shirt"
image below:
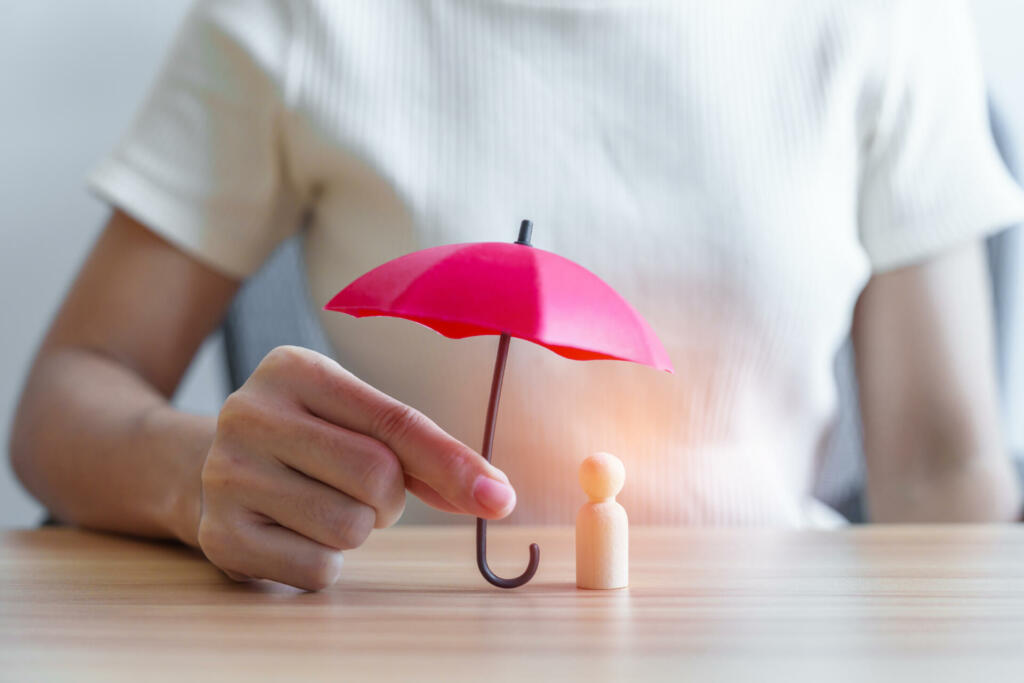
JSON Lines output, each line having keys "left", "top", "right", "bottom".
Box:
{"left": 90, "top": 0, "right": 1024, "bottom": 527}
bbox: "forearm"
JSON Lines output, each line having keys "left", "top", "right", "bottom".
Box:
{"left": 854, "top": 243, "right": 1021, "bottom": 524}
{"left": 10, "top": 346, "right": 213, "bottom": 546}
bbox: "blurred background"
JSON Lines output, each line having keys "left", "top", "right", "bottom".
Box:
{"left": 2, "top": 0, "right": 1023, "bottom": 528}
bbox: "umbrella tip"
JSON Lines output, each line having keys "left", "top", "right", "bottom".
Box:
{"left": 515, "top": 219, "right": 533, "bottom": 246}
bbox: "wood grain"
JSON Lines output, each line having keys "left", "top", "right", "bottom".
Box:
{"left": 3, "top": 525, "right": 1024, "bottom": 681}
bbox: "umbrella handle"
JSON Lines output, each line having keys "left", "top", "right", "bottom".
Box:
{"left": 476, "top": 332, "right": 540, "bottom": 588}
{"left": 477, "top": 520, "right": 540, "bottom": 589}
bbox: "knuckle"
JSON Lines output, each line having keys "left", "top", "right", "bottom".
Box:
{"left": 298, "top": 550, "right": 345, "bottom": 591}
{"left": 375, "top": 495, "right": 406, "bottom": 529}
{"left": 252, "top": 345, "right": 310, "bottom": 385}
{"left": 371, "top": 402, "right": 428, "bottom": 443}
{"left": 304, "top": 353, "right": 337, "bottom": 388}
{"left": 358, "top": 444, "right": 403, "bottom": 503}
{"left": 331, "top": 505, "right": 375, "bottom": 550}
{"left": 196, "top": 518, "right": 232, "bottom": 560}
{"left": 216, "top": 392, "right": 246, "bottom": 431}
{"left": 355, "top": 446, "right": 406, "bottom": 528}
{"left": 256, "top": 346, "right": 342, "bottom": 397}
{"left": 217, "top": 392, "right": 260, "bottom": 438}
{"left": 260, "top": 345, "right": 306, "bottom": 375}
{"left": 217, "top": 391, "right": 282, "bottom": 448}
{"left": 201, "top": 447, "right": 250, "bottom": 494}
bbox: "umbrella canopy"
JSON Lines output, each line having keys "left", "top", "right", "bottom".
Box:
{"left": 325, "top": 220, "right": 672, "bottom": 589}
{"left": 324, "top": 238, "right": 673, "bottom": 373}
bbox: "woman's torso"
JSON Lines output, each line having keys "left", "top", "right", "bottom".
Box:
{"left": 285, "top": 0, "right": 886, "bottom": 525}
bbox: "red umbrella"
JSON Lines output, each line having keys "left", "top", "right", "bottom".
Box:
{"left": 325, "top": 220, "right": 672, "bottom": 588}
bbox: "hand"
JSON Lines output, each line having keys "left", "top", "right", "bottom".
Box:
{"left": 196, "top": 345, "right": 516, "bottom": 590}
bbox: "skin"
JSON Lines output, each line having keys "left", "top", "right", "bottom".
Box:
{"left": 10, "top": 210, "right": 516, "bottom": 591}
{"left": 9, "top": 210, "right": 1021, "bottom": 591}
{"left": 854, "top": 242, "right": 1020, "bottom": 522}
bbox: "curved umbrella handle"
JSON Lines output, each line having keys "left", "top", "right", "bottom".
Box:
{"left": 477, "top": 518, "right": 540, "bottom": 588}
{"left": 476, "top": 331, "right": 540, "bottom": 588}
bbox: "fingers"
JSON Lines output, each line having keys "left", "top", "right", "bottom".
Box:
{"left": 199, "top": 515, "right": 345, "bottom": 592}
{"left": 256, "top": 346, "right": 517, "bottom": 519}
{"left": 363, "top": 400, "right": 516, "bottom": 518}
{"left": 285, "top": 421, "right": 407, "bottom": 528}
{"left": 230, "top": 400, "right": 406, "bottom": 528}
{"left": 236, "top": 460, "right": 377, "bottom": 551}
{"left": 404, "top": 475, "right": 461, "bottom": 514}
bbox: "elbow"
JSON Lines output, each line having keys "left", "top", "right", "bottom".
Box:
{"left": 925, "top": 418, "right": 1022, "bottom": 522}
{"left": 9, "top": 389, "right": 42, "bottom": 506}
{"left": 866, "top": 425, "right": 1022, "bottom": 523}
{"left": 934, "top": 453, "right": 1021, "bottom": 523}
{"left": 8, "top": 367, "right": 63, "bottom": 521}
{"left": 9, "top": 391, "right": 77, "bottom": 527}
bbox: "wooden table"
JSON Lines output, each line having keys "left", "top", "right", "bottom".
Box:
{"left": 3, "top": 526, "right": 1024, "bottom": 681}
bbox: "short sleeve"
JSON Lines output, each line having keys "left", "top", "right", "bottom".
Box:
{"left": 87, "top": 0, "right": 302, "bottom": 279}
{"left": 858, "top": 0, "right": 1024, "bottom": 273}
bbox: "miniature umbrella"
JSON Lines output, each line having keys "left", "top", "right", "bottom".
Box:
{"left": 325, "top": 220, "right": 672, "bottom": 588}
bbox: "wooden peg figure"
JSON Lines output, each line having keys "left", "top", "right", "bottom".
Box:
{"left": 576, "top": 452, "right": 628, "bottom": 590}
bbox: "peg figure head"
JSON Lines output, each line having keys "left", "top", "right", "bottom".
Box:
{"left": 579, "top": 452, "right": 625, "bottom": 502}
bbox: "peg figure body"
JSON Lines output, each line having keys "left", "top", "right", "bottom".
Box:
{"left": 575, "top": 452, "right": 628, "bottom": 589}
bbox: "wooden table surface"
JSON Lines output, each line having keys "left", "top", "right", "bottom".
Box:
{"left": 3, "top": 525, "right": 1024, "bottom": 681}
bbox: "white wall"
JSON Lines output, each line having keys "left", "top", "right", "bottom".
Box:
{"left": 971, "top": 0, "right": 1024, "bottom": 452}
{"left": 976, "top": 0, "right": 1024, "bottom": 151}
{"left": 1, "top": 1, "right": 1023, "bottom": 527}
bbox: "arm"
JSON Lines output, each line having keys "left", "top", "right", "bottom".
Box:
{"left": 10, "top": 211, "right": 517, "bottom": 589}
{"left": 853, "top": 240, "right": 1021, "bottom": 522}
{"left": 11, "top": 210, "right": 235, "bottom": 544}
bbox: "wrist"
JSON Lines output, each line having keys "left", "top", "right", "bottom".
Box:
{"left": 142, "top": 405, "right": 214, "bottom": 547}
{"left": 166, "top": 463, "right": 204, "bottom": 548}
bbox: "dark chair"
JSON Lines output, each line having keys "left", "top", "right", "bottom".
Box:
{"left": 222, "top": 235, "right": 334, "bottom": 390}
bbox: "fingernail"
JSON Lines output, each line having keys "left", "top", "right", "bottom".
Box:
{"left": 472, "top": 475, "right": 516, "bottom": 515}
